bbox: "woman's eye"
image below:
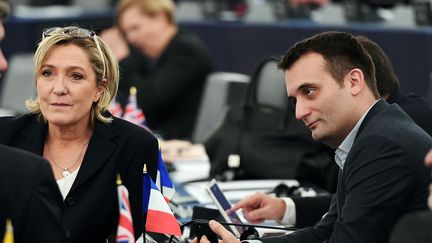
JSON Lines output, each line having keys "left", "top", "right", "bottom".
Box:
{"left": 70, "top": 73, "right": 83, "bottom": 80}
{"left": 41, "top": 70, "right": 53, "bottom": 77}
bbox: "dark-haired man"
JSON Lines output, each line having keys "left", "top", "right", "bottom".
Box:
{"left": 193, "top": 31, "right": 432, "bottom": 243}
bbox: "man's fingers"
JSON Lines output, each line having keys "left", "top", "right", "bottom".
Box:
{"left": 209, "top": 220, "right": 239, "bottom": 242}
{"left": 231, "top": 192, "right": 264, "bottom": 212}
{"left": 243, "top": 209, "right": 265, "bottom": 224}
{"left": 200, "top": 235, "right": 210, "bottom": 243}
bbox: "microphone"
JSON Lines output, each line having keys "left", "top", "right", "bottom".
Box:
{"left": 181, "top": 219, "right": 297, "bottom": 243}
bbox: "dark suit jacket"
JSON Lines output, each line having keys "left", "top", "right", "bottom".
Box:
{"left": 118, "top": 29, "right": 214, "bottom": 139}
{"left": 0, "top": 114, "right": 159, "bottom": 243}
{"left": 262, "top": 100, "right": 432, "bottom": 243}
{"left": 0, "top": 145, "right": 66, "bottom": 243}
{"left": 292, "top": 93, "right": 432, "bottom": 228}
{"left": 389, "top": 210, "right": 432, "bottom": 243}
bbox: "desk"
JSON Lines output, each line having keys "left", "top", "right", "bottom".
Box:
{"left": 4, "top": 14, "right": 432, "bottom": 96}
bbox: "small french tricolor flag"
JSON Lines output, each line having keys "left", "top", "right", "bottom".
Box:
{"left": 143, "top": 165, "right": 181, "bottom": 236}
{"left": 156, "top": 149, "right": 175, "bottom": 202}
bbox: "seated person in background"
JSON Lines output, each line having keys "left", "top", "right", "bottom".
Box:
{"left": 194, "top": 31, "right": 432, "bottom": 243}
{"left": 101, "top": 0, "right": 213, "bottom": 140}
{"left": 356, "top": 36, "right": 432, "bottom": 136}
{"left": 389, "top": 149, "right": 432, "bottom": 243}
{"left": 0, "top": 2, "right": 65, "bottom": 241}
{"left": 220, "top": 35, "right": 432, "bottom": 230}
{"left": 0, "top": 26, "right": 159, "bottom": 242}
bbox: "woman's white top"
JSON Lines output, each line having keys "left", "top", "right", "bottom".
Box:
{"left": 56, "top": 166, "right": 80, "bottom": 200}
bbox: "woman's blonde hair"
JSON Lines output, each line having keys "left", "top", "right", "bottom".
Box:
{"left": 26, "top": 27, "right": 119, "bottom": 125}
{"left": 117, "top": 0, "right": 176, "bottom": 24}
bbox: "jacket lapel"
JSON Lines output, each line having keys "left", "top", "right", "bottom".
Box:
{"left": 18, "top": 116, "right": 121, "bottom": 194}
{"left": 18, "top": 118, "right": 47, "bottom": 156}
{"left": 355, "top": 99, "right": 388, "bottom": 140}
{"left": 70, "top": 121, "right": 120, "bottom": 193}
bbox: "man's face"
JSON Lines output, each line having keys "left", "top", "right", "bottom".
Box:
{"left": 285, "top": 52, "right": 356, "bottom": 148}
{"left": 0, "top": 21, "right": 8, "bottom": 73}
{"left": 119, "top": 5, "right": 169, "bottom": 59}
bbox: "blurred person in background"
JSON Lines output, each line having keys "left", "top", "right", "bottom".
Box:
{"left": 356, "top": 35, "right": 432, "bottom": 136}
{"left": 0, "top": 25, "right": 159, "bottom": 242}
{"left": 101, "top": 0, "right": 213, "bottom": 140}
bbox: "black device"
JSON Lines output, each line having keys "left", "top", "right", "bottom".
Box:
{"left": 191, "top": 219, "right": 219, "bottom": 243}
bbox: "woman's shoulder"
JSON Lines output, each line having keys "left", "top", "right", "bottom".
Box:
{"left": 109, "top": 117, "right": 158, "bottom": 143}
{"left": 0, "top": 113, "right": 38, "bottom": 128}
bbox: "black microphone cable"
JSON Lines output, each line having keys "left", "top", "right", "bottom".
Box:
{"left": 168, "top": 219, "right": 298, "bottom": 243}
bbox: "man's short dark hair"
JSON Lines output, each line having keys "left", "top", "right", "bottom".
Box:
{"left": 0, "top": 0, "right": 10, "bottom": 20}
{"left": 278, "top": 31, "right": 380, "bottom": 98}
{"left": 356, "top": 35, "right": 400, "bottom": 97}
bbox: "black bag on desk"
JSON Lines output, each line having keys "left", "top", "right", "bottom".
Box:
{"left": 204, "top": 57, "right": 335, "bottom": 189}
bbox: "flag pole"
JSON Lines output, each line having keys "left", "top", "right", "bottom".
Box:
{"left": 143, "top": 164, "right": 148, "bottom": 243}
{"left": 2, "top": 219, "right": 13, "bottom": 243}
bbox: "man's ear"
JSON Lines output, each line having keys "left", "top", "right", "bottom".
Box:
{"left": 346, "top": 68, "right": 365, "bottom": 96}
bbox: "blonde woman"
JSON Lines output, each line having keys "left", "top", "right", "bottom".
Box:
{"left": 0, "top": 26, "right": 159, "bottom": 242}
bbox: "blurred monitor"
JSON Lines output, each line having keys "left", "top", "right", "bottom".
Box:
{"left": 343, "top": 0, "right": 402, "bottom": 22}
{"left": 201, "top": 0, "right": 248, "bottom": 20}
{"left": 413, "top": 0, "right": 432, "bottom": 25}
{"left": 269, "top": 0, "right": 316, "bottom": 20}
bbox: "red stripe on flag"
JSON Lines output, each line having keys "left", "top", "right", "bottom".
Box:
{"left": 146, "top": 209, "right": 181, "bottom": 236}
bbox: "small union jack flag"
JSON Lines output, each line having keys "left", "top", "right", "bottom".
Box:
{"left": 116, "top": 175, "right": 135, "bottom": 243}
{"left": 108, "top": 98, "right": 123, "bottom": 118}
{"left": 123, "top": 87, "right": 148, "bottom": 129}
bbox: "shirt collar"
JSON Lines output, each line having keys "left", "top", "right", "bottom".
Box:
{"left": 334, "top": 100, "right": 380, "bottom": 169}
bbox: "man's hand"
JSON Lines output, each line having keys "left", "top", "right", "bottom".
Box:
{"left": 100, "top": 27, "right": 130, "bottom": 61}
{"left": 425, "top": 149, "right": 432, "bottom": 209}
{"left": 425, "top": 149, "right": 432, "bottom": 167}
{"left": 229, "top": 192, "right": 286, "bottom": 224}
{"left": 190, "top": 220, "right": 240, "bottom": 243}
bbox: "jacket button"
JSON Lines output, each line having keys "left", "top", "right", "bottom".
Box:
{"left": 66, "top": 197, "right": 75, "bottom": 206}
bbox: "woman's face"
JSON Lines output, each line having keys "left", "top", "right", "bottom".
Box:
{"left": 36, "top": 44, "right": 103, "bottom": 128}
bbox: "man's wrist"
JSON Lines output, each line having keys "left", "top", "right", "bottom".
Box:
{"left": 277, "top": 197, "right": 297, "bottom": 226}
